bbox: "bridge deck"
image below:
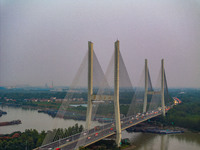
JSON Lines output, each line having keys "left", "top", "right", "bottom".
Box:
{"left": 36, "top": 108, "right": 167, "bottom": 150}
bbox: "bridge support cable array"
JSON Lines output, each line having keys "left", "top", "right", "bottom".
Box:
{"left": 127, "top": 60, "right": 152, "bottom": 117}
{"left": 85, "top": 40, "right": 135, "bottom": 147}
{"left": 85, "top": 40, "right": 124, "bottom": 147}
{"left": 147, "top": 59, "right": 174, "bottom": 115}
{"left": 163, "top": 67, "right": 174, "bottom": 106}
{"left": 36, "top": 41, "right": 175, "bottom": 150}
{"left": 143, "top": 59, "right": 154, "bottom": 113}
{"left": 42, "top": 51, "right": 88, "bottom": 145}
{"left": 85, "top": 41, "right": 112, "bottom": 129}
{"left": 76, "top": 42, "right": 112, "bottom": 149}
{"left": 128, "top": 58, "right": 171, "bottom": 117}
{"left": 41, "top": 50, "right": 89, "bottom": 146}
{"left": 118, "top": 47, "right": 135, "bottom": 114}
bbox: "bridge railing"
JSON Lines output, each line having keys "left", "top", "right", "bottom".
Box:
{"left": 36, "top": 104, "right": 175, "bottom": 150}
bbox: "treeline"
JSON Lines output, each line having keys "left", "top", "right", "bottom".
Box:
{"left": 79, "top": 138, "right": 130, "bottom": 150}
{"left": 0, "top": 123, "right": 83, "bottom": 150}
{"left": 156, "top": 103, "right": 200, "bottom": 131}
{"left": 153, "top": 89, "right": 200, "bottom": 131}
{"left": 79, "top": 140, "right": 119, "bottom": 150}
{"left": 0, "top": 89, "right": 136, "bottom": 104}
{"left": 169, "top": 88, "right": 200, "bottom": 103}
{"left": 0, "top": 90, "right": 67, "bottom": 100}
{"left": 46, "top": 123, "right": 83, "bottom": 142}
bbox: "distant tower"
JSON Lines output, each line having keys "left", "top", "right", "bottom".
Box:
{"left": 51, "top": 81, "right": 54, "bottom": 88}
{"left": 45, "top": 83, "right": 48, "bottom": 88}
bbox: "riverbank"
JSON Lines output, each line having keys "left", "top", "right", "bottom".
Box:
{"left": 0, "top": 100, "right": 87, "bottom": 110}
{"left": 0, "top": 109, "right": 7, "bottom": 117}
{"left": 126, "top": 120, "right": 189, "bottom": 132}
{"left": 122, "top": 144, "right": 136, "bottom": 150}
{"left": 0, "top": 106, "right": 99, "bottom": 134}
{"left": 0, "top": 124, "right": 84, "bottom": 150}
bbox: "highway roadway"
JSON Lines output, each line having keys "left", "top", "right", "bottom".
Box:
{"left": 36, "top": 106, "right": 172, "bottom": 150}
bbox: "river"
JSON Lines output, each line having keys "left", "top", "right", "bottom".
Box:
{"left": 122, "top": 129, "right": 200, "bottom": 150}
{"left": 1, "top": 106, "right": 200, "bottom": 150}
{"left": 0, "top": 105, "right": 99, "bottom": 134}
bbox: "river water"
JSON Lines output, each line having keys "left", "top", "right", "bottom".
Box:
{"left": 0, "top": 106, "right": 99, "bottom": 134}
{"left": 1, "top": 106, "right": 200, "bottom": 150}
{"left": 122, "top": 131, "right": 200, "bottom": 150}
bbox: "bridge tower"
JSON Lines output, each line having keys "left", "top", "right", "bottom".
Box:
{"left": 85, "top": 40, "right": 122, "bottom": 147}
{"left": 161, "top": 59, "right": 165, "bottom": 116}
{"left": 114, "top": 40, "right": 122, "bottom": 147}
{"left": 85, "top": 41, "right": 93, "bottom": 129}
{"left": 143, "top": 59, "right": 148, "bottom": 113}
{"left": 143, "top": 59, "right": 166, "bottom": 116}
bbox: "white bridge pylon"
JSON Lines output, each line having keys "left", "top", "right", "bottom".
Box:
{"left": 143, "top": 59, "right": 166, "bottom": 116}
{"left": 85, "top": 40, "right": 166, "bottom": 147}
{"left": 85, "top": 41, "right": 121, "bottom": 147}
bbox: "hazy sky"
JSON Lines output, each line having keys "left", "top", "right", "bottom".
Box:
{"left": 0, "top": 0, "right": 200, "bottom": 88}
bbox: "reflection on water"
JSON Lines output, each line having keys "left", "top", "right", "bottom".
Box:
{"left": 122, "top": 131, "right": 200, "bottom": 150}
{"left": 0, "top": 106, "right": 99, "bottom": 134}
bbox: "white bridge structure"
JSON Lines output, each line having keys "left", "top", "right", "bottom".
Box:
{"left": 35, "top": 41, "right": 175, "bottom": 150}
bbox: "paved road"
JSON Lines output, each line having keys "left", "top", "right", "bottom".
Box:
{"left": 36, "top": 107, "right": 171, "bottom": 150}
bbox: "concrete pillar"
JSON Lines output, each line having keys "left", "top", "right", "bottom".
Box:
{"left": 161, "top": 59, "right": 165, "bottom": 116}
{"left": 160, "top": 134, "right": 164, "bottom": 150}
{"left": 143, "top": 59, "right": 148, "bottom": 113}
{"left": 114, "top": 40, "right": 121, "bottom": 147}
{"left": 85, "top": 41, "right": 93, "bottom": 129}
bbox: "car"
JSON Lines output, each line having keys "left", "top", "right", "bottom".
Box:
{"left": 94, "top": 126, "right": 100, "bottom": 130}
{"left": 83, "top": 132, "right": 87, "bottom": 135}
{"left": 110, "top": 128, "right": 113, "bottom": 130}
{"left": 66, "top": 139, "right": 70, "bottom": 142}
{"left": 56, "top": 148, "right": 60, "bottom": 150}
{"left": 87, "top": 136, "right": 91, "bottom": 139}
{"left": 95, "top": 133, "right": 98, "bottom": 136}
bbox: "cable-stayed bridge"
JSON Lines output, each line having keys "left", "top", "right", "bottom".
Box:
{"left": 35, "top": 41, "right": 176, "bottom": 150}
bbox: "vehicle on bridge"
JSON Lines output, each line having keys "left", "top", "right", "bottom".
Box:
{"left": 94, "top": 126, "right": 100, "bottom": 131}
{"left": 95, "top": 133, "right": 98, "bottom": 136}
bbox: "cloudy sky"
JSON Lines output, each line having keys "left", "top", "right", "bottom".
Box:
{"left": 0, "top": 0, "right": 200, "bottom": 88}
